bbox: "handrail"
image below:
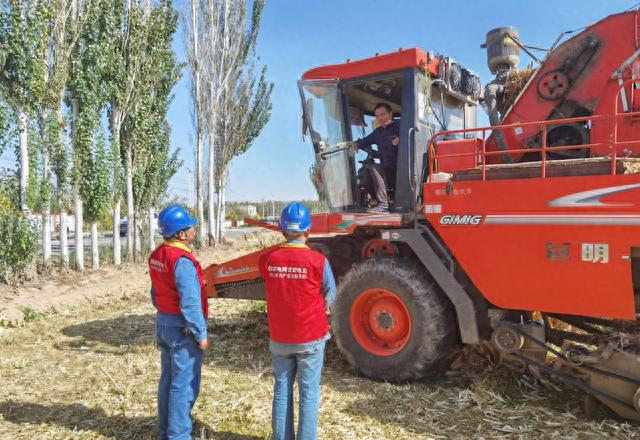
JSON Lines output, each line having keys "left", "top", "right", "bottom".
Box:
{"left": 428, "top": 78, "right": 640, "bottom": 180}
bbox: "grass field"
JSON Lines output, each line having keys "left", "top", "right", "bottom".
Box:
{"left": 1, "top": 283, "right": 638, "bottom": 439}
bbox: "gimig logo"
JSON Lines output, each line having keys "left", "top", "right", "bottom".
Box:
{"left": 439, "top": 214, "right": 483, "bottom": 225}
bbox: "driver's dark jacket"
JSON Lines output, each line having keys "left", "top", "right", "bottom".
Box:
{"left": 356, "top": 119, "right": 400, "bottom": 168}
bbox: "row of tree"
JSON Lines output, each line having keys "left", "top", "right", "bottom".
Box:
{"left": 0, "top": 0, "right": 181, "bottom": 272}
{"left": 184, "top": 0, "right": 273, "bottom": 247}
{"left": 0, "top": 0, "right": 273, "bottom": 279}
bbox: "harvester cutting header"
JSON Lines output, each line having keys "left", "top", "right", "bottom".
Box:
{"left": 206, "top": 10, "right": 640, "bottom": 420}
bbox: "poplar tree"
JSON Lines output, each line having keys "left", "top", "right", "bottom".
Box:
{"left": 0, "top": 0, "right": 50, "bottom": 214}
{"left": 198, "top": 0, "right": 269, "bottom": 245}
{"left": 69, "top": 0, "right": 122, "bottom": 270}
{"left": 109, "top": 0, "right": 146, "bottom": 264}
{"left": 215, "top": 65, "right": 272, "bottom": 240}
{"left": 124, "top": 0, "right": 181, "bottom": 258}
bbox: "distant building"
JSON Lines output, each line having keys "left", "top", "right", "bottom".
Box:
{"left": 30, "top": 213, "right": 76, "bottom": 234}
{"left": 238, "top": 204, "right": 257, "bottom": 217}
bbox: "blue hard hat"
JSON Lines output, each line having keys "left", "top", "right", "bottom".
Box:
{"left": 158, "top": 205, "right": 197, "bottom": 237}
{"left": 279, "top": 202, "right": 312, "bottom": 232}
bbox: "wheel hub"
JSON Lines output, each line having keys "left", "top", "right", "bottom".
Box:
{"left": 491, "top": 326, "right": 525, "bottom": 354}
{"left": 350, "top": 288, "right": 412, "bottom": 356}
{"left": 377, "top": 311, "right": 393, "bottom": 330}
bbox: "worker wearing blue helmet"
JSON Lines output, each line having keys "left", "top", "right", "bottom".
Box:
{"left": 149, "top": 205, "right": 210, "bottom": 440}
{"left": 259, "top": 202, "right": 336, "bottom": 440}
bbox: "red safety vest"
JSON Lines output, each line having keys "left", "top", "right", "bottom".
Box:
{"left": 259, "top": 243, "right": 328, "bottom": 344}
{"left": 149, "top": 242, "right": 208, "bottom": 318}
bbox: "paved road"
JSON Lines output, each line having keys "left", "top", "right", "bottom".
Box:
{"left": 48, "top": 227, "right": 264, "bottom": 253}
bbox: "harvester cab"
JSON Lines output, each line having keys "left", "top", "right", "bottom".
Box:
{"left": 299, "top": 49, "right": 480, "bottom": 213}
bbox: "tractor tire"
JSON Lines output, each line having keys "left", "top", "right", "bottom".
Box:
{"left": 331, "top": 258, "right": 458, "bottom": 382}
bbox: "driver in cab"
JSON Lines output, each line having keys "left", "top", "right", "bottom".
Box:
{"left": 352, "top": 102, "right": 399, "bottom": 213}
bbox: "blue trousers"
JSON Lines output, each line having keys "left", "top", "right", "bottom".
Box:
{"left": 270, "top": 340, "right": 326, "bottom": 440}
{"left": 156, "top": 324, "right": 203, "bottom": 440}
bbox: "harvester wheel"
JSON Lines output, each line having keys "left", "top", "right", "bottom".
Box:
{"left": 331, "top": 258, "right": 458, "bottom": 382}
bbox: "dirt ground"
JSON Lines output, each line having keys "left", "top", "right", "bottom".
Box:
{"left": 0, "top": 233, "right": 638, "bottom": 439}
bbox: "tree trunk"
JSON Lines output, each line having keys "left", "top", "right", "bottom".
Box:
{"left": 207, "top": 142, "right": 216, "bottom": 246}
{"left": 148, "top": 206, "right": 155, "bottom": 254}
{"left": 74, "top": 196, "right": 84, "bottom": 271}
{"left": 42, "top": 210, "right": 51, "bottom": 266}
{"left": 40, "top": 110, "right": 52, "bottom": 267}
{"left": 215, "top": 186, "right": 222, "bottom": 244}
{"left": 56, "top": 105, "right": 69, "bottom": 267}
{"left": 218, "top": 185, "right": 226, "bottom": 242}
{"left": 42, "top": 152, "right": 51, "bottom": 267}
{"left": 113, "top": 200, "right": 121, "bottom": 266}
{"left": 188, "top": 0, "right": 206, "bottom": 243}
{"left": 60, "top": 210, "right": 69, "bottom": 267}
{"left": 126, "top": 148, "right": 134, "bottom": 260}
{"left": 71, "top": 97, "right": 81, "bottom": 270}
{"left": 111, "top": 110, "right": 122, "bottom": 267}
{"left": 134, "top": 212, "right": 141, "bottom": 260}
{"left": 18, "top": 110, "right": 29, "bottom": 213}
{"left": 196, "top": 130, "right": 205, "bottom": 242}
{"left": 91, "top": 221, "right": 99, "bottom": 269}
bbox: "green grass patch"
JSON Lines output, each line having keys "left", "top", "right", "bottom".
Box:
{"left": 21, "top": 306, "right": 57, "bottom": 322}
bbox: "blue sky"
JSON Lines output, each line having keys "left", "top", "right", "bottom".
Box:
{"left": 2, "top": 1, "right": 636, "bottom": 202}
{"left": 166, "top": 0, "right": 635, "bottom": 202}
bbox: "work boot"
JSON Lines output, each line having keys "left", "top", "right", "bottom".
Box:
{"left": 366, "top": 203, "right": 389, "bottom": 213}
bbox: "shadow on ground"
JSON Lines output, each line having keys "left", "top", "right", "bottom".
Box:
{"left": 61, "top": 314, "right": 155, "bottom": 348}
{"left": 0, "top": 400, "right": 263, "bottom": 440}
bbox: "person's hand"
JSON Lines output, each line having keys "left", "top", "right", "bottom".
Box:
{"left": 351, "top": 141, "right": 359, "bottom": 153}
{"left": 391, "top": 136, "right": 399, "bottom": 146}
{"left": 199, "top": 338, "right": 211, "bottom": 351}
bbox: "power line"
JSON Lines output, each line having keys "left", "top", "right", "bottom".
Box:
{"left": 626, "top": 2, "right": 640, "bottom": 12}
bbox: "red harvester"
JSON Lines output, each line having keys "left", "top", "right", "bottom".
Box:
{"left": 205, "top": 10, "right": 640, "bottom": 420}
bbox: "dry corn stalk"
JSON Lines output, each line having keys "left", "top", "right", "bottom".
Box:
{"left": 500, "top": 68, "right": 535, "bottom": 114}
{"left": 624, "top": 160, "right": 640, "bottom": 173}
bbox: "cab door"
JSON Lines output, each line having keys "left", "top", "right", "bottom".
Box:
{"left": 299, "top": 80, "right": 355, "bottom": 211}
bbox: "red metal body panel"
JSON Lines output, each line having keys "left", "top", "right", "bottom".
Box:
{"left": 434, "top": 138, "right": 481, "bottom": 173}
{"left": 203, "top": 245, "right": 277, "bottom": 298}
{"left": 423, "top": 174, "right": 640, "bottom": 319}
{"left": 245, "top": 213, "right": 404, "bottom": 235}
{"left": 308, "top": 212, "right": 403, "bottom": 233}
{"left": 487, "top": 11, "right": 640, "bottom": 161}
{"left": 302, "top": 48, "right": 438, "bottom": 81}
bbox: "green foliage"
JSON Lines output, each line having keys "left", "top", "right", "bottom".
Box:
{"left": 50, "top": 109, "right": 70, "bottom": 208}
{"left": 133, "top": 120, "right": 182, "bottom": 211}
{"left": 108, "top": 129, "right": 123, "bottom": 203}
{"left": 83, "top": 132, "right": 111, "bottom": 221}
{"left": 21, "top": 306, "right": 56, "bottom": 322}
{"left": 70, "top": 0, "right": 126, "bottom": 221}
{"left": 0, "top": 0, "right": 52, "bottom": 114}
{"left": 0, "top": 167, "right": 19, "bottom": 206}
{"left": 215, "top": 3, "right": 273, "bottom": 192}
{"left": 24, "top": 115, "right": 46, "bottom": 211}
{"left": 126, "top": 0, "right": 182, "bottom": 211}
{"left": 0, "top": 100, "right": 13, "bottom": 156}
{"left": 0, "top": 190, "right": 38, "bottom": 283}
{"left": 233, "top": 66, "right": 274, "bottom": 158}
